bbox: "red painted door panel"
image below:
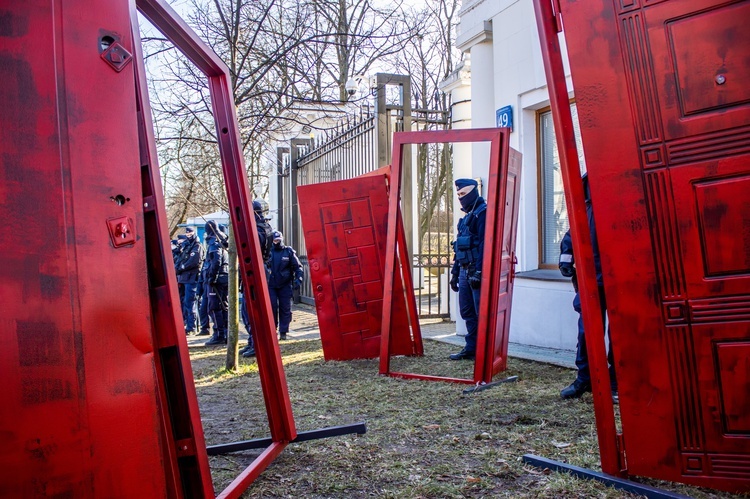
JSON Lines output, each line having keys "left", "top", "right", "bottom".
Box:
{"left": 477, "top": 148, "right": 522, "bottom": 379}
{"left": 298, "top": 174, "right": 417, "bottom": 360}
{"left": 0, "top": 1, "right": 172, "bottom": 496}
{"left": 561, "top": 0, "right": 750, "bottom": 491}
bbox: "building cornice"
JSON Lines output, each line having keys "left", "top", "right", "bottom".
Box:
{"left": 456, "top": 20, "right": 492, "bottom": 52}
{"left": 439, "top": 59, "right": 471, "bottom": 93}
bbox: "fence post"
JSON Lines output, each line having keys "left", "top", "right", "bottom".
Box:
{"left": 289, "top": 138, "right": 312, "bottom": 252}
{"left": 374, "top": 73, "right": 413, "bottom": 257}
{"left": 276, "top": 146, "right": 289, "bottom": 234}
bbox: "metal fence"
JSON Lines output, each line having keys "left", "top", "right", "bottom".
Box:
{"left": 280, "top": 75, "right": 452, "bottom": 318}
{"left": 411, "top": 109, "right": 452, "bottom": 318}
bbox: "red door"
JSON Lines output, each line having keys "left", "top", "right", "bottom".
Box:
{"left": 0, "top": 1, "right": 174, "bottom": 495}
{"left": 476, "top": 148, "right": 522, "bottom": 380}
{"left": 298, "top": 174, "right": 418, "bottom": 360}
{"left": 561, "top": 0, "right": 750, "bottom": 492}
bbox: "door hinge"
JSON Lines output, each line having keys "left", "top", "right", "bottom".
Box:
{"left": 552, "top": 0, "right": 564, "bottom": 33}
{"left": 616, "top": 432, "right": 628, "bottom": 476}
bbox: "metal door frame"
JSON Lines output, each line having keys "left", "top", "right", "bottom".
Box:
{"left": 532, "top": 0, "right": 626, "bottom": 479}
{"left": 132, "top": 1, "right": 296, "bottom": 496}
{"left": 379, "top": 129, "right": 516, "bottom": 385}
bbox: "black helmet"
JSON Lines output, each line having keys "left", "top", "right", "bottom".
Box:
{"left": 253, "top": 199, "right": 268, "bottom": 213}
{"left": 205, "top": 220, "right": 218, "bottom": 237}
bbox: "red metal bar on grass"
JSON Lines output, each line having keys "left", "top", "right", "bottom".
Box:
{"left": 396, "top": 207, "right": 424, "bottom": 355}
{"left": 215, "top": 442, "right": 288, "bottom": 499}
{"left": 130, "top": 3, "right": 214, "bottom": 494}
{"left": 387, "top": 372, "right": 476, "bottom": 385}
{"left": 136, "top": 0, "right": 295, "bottom": 448}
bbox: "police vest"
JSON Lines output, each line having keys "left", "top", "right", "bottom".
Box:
{"left": 257, "top": 218, "right": 273, "bottom": 262}
{"left": 453, "top": 203, "right": 486, "bottom": 267}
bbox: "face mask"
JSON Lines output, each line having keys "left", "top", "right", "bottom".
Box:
{"left": 458, "top": 187, "right": 479, "bottom": 212}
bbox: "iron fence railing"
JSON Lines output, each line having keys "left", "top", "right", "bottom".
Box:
{"left": 283, "top": 79, "right": 452, "bottom": 319}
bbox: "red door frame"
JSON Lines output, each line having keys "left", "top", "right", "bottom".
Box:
{"left": 533, "top": 0, "right": 624, "bottom": 477}
{"left": 379, "top": 129, "right": 517, "bottom": 385}
{"left": 133, "top": 1, "right": 296, "bottom": 496}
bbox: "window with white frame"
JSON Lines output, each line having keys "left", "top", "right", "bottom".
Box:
{"left": 539, "top": 104, "right": 586, "bottom": 267}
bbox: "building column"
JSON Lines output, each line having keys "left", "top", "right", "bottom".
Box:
{"left": 439, "top": 60, "right": 473, "bottom": 330}
{"left": 450, "top": 21, "right": 494, "bottom": 335}
{"left": 469, "top": 37, "right": 495, "bottom": 182}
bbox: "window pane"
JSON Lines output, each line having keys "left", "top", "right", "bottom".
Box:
{"left": 540, "top": 105, "right": 586, "bottom": 266}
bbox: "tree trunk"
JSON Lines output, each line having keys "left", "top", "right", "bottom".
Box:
{"left": 225, "top": 223, "right": 240, "bottom": 371}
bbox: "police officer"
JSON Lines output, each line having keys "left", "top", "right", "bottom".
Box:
{"left": 449, "top": 178, "right": 486, "bottom": 360}
{"left": 204, "top": 220, "right": 230, "bottom": 346}
{"left": 175, "top": 227, "right": 203, "bottom": 335}
{"left": 241, "top": 200, "right": 275, "bottom": 358}
{"left": 558, "top": 173, "right": 618, "bottom": 402}
{"left": 267, "top": 231, "right": 302, "bottom": 341}
{"left": 197, "top": 230, "right": 212, "bottom": 336}
{"left": 174, "top": 234, "right": 187, "bottom": 307}
{"left": 171, "top": 238, "right": 180, "bottom": 261}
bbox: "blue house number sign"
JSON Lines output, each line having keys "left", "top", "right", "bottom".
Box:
{"left": 496, "top": 105, "right": 513, "bottom": 131}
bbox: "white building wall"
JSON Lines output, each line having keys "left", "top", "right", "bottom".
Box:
{"left": 456, "top": 0, "right": 579, "bottom": 352}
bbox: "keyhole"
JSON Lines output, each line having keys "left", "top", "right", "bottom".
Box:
{"left": 100, "top": 35, "right": 115, "bottom": 52}
{"left": 110, "top": 194, "right": 129, "bottom": 206}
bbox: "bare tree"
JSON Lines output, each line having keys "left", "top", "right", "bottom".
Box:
{"left": 386, "top": 0, "right": 462, "bottom": 251}
{"left": 139, "top": 0, "right": 458, "bottom": 368}
{"left": 307, "top": 0, "right": 420, "bottom": 101}
{"left": 142, "top": 0, "right": 428, "bottom": 230}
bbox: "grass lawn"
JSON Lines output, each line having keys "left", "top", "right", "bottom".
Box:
{"left": 191, "top": 338, "right": 739, "bottom": 498}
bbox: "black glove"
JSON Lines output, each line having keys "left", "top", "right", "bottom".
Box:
{"left": 468, "top": 270, "right": 482, "bottom": 290}
{"left": 559, "top": 262, "right": 575, "bottom": 278}
{"left": 293, "top": 278, "right": 302, "bottom": 291}
{"left": 450, "top": 274, "right": 459, "bottom": 292}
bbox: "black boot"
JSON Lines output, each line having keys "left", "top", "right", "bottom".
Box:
{"left": 205, "top": 334, "right": 223, "bottom": 346}
{"left": 449, "top": 348, "right": 475, "bottom": 361}
{"left": 560, "top": 379, "right": 591, "bottom": 399}
{"left": 242, "top": 347, "right": 256, "bottom": 358}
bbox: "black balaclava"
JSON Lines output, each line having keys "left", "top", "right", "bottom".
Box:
{"left": 205, "top": 220, "right": 218, "bottom": 239}
{"left": 455, "top": 178, "right": 480, "bottom": 213}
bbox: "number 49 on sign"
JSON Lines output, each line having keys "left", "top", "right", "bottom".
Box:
{"left": 496, "top": 105, "right": 513, "bottom": 130}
